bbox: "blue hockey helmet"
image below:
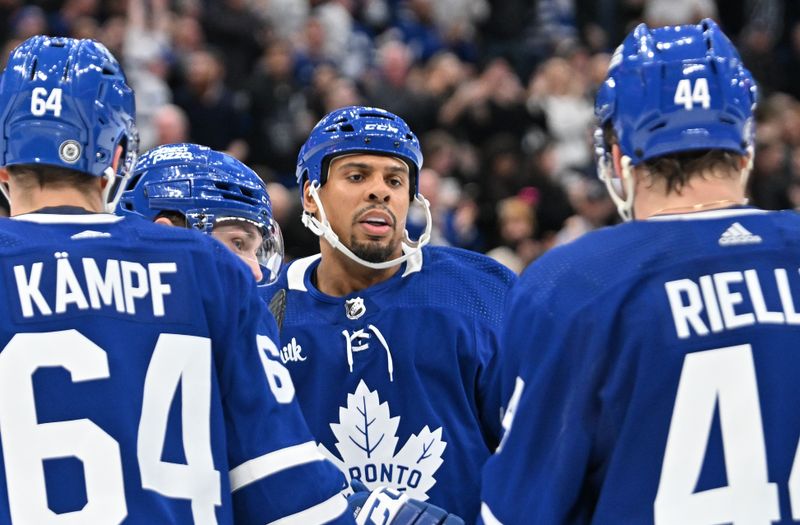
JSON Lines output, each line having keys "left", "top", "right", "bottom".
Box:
{"left": 296, "top": 105, "right": 423, "bottom": 197}
{"left": 595, "top": 18, "right": 757, "bottom": 165}
{"left": 116, "top": 143, "right": 284, "bottom": 283}
{"left": 0, "top": 36, "right": 138, "bottom": 210}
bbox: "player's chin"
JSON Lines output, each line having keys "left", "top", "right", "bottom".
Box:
{"left": 350, "top": 237, "right": 400, "bottom": 263}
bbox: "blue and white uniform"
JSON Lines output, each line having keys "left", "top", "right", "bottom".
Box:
{"left": 0, "top": 211, "right": 351, "bottom": 524}
{"left": 481, "top": 207, "right": 800, "bottom": 524}
{"left": 264, "top": 246, "right": 515, "bottom": 523}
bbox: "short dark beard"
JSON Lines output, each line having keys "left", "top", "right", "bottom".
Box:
{"left": 349, "top": 236, "right": 399, "bottom": 263}
{"left": 348, "top": 204, "right": 401, "bottom": 263}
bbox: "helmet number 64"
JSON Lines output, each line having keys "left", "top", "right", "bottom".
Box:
{"left": 31, "top": 87, "right": 63, "bottom": 117}
{"left": 674, "top": 78, "right": 710, "bottom": 110}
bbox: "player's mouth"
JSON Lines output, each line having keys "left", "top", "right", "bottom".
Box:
{"left": 356, "top": 209, "right": 394, "bottom": 236}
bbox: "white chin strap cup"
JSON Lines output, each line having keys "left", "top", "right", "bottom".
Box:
{"left": 302, "top": 180, "right": 432, "bottom": 270}
{"left": 599, "top": 154, "right": 635, "bottom": 222}
{"left": 103, "top": 166, "right": 130, "bottom": 213}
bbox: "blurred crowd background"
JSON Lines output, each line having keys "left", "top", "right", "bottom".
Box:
{"left": 0, "top": 0, "right": 795, "bottom": 272}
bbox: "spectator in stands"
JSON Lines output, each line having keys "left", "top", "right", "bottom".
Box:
{"left": 173, "top": 48, "right": 249, "bottom": 159}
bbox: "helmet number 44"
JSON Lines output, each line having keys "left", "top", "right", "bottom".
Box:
{"left": 674, "top": 78, "right": 710, "bottom": 110}
{"left": 31, "top": 87, "right": 63, "bottom": 117}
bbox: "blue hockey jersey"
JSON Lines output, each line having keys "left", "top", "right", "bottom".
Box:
{"left": 263, "top": 246, "right": 516, "bottom": 524}
{"left": 0, "top": 211, "right": 351, "bottom": 524}
{"left": 481, "top": 207, "right": 800, "bottom": 524}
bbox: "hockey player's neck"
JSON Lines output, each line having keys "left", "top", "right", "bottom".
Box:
{"left": 7, "top": 185, "right": 104, "bottom": 215}
{"left": 636, "top": 176, "right": 746, "bottom": 219}
{"left": 315, "top": 244, "right": 400, "bottom": 297}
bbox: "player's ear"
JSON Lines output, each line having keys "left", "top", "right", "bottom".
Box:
{"left": 611, "top": 144, "right": 623, "bottom": 179}
{"left": 302, "top": 180, "right": 318, "bottom": 215}
{"left": 741, "top": 153, "right": 752, "bottom": 170}
{"left": 112, "top": 144, "right": 123, "bottom": 174}
{"left": 0, "top": 168, "right": 9, "bottom": 183}
{"left": 154, "top": 216, "right": 175, "bottom": 227}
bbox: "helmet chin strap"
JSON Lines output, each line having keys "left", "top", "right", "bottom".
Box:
{"left": 102, "top": 166, "right": 128, "bottom": 213}
{"left": 0, "top": 179, "right": 9, "bottom": 204}
{"left": 301, "top": 180, "right": 432, "bottom": 270}
{"left": 599, "top": 154, "right": 635, "bottom": 221}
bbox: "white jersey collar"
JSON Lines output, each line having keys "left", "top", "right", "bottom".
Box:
{"left": 286, "top": 246, "right": 424, "bottom": 292}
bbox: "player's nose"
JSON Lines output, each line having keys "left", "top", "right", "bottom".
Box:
{"left": 240, "top": 255, "right": 263, "bottom": 282}
{"left": 367, "top": 180, "right": 391, "bottom": 203}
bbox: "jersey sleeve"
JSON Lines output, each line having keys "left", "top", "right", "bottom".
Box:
{"left": 474, "top": 321, "right": 506, "bottom": 449}
{"left": 211, "top": 253, "right": 354, "bottom": 525}
{"left": 472, "top": 257, "right": 518, "bottom": 448}
{"left": 479, "top": 276, "right": 610, "bottom": 525}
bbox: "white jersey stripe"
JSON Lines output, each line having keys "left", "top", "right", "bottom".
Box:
{"left": 266, "top": 492, "right": 348, "bottom": 525}
{"left": 229, "top": 441, "right": 325, "bottom": 492}
{"left": 481, "top": 502, "right": 504, "bottom": 525}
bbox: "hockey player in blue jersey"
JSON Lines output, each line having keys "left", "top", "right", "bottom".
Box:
{"left": 117, "top": 141, "right": 466, "bottom": 525}
{"left": 0, "top": 35, "right": 360, "bottom": 524}
{"left": 478, "top": 19, "right": 800, "bottom": 525}
{"left": 261, "top": 105, "right": 516, "bottom": 523}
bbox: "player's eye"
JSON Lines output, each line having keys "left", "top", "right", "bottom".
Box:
{"left": 347, "top": 173, "right": 364, "bottom": 182}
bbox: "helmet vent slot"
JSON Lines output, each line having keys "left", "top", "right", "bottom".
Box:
{"left": 214, "top": 181, "right": 253, "bottom": 203}
{"left": 29, "top": 58, "right": 37, "bottom": 80}
{"left": 102, "top": 66, "right": 116, "bottom": 76}
{"left": 359, "top": 112, "right": 392, "bottom": 120}
{"left": 339, "top": 124, "right": 354, "bottom": 132}
{"left": 62, "top": 58, "right": 71, "bottom": 80}
{"left": 240, "top": 187, "right": 255, "bottom": 198}
{"left": 648, "top": 121, "right": 667, "bottom": 132}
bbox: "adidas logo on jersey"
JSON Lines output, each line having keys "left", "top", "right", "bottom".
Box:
{"left": 718, "top": 222, "right": 762, "bottom": 246}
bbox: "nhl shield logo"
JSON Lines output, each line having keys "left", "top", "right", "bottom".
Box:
{"left": 345, "top": 297, "right": 366, "bottom": 320}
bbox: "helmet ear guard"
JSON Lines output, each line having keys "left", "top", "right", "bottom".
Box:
{"left": 594, "top": 18, "right": 758, "bottom": 221}
{"left": 296, "top": 106, "right": 432, "bottom": 269}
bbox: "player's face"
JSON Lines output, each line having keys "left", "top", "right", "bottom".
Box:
{"left": 319, "top": 154, "right": 410, "bottom": 264}
{"left": 212, "top": 221, "right": 264, "bottom": 282}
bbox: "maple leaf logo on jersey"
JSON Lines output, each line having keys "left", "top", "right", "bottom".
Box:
{"left": 318, "top": 380, "right": 446, "bottom": 500}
